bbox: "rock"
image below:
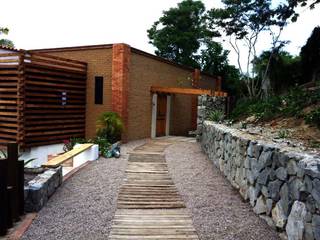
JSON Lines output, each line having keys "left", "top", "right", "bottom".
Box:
{"left": 260, "top": 215, "right": 276, "bottom": 229}
{"left": 279, "top": 232, "right": 289, "bottom": 240}
{"left": 259, "top": 150, "right": 273, "bottom": 168}
{"left": 306, "top": 195, "right": 316, "bottom": 214}
{"left": 287, "top": 160, "right": 298, "bottom": 175}
{"left": 257, "top": 168, "right": 271, "bottom": 185}
{"left": 273, "top": 152, "right": 289, "bottom": 167}
{"left": 304, "top": 223, "right": 314, "bottom": 240}
{"left": 286, "top": 201, "right": 307, "bottom": 240}
{"left": 262, "top": 186, "right": 269, "bottom": 198}
{"left": 304, "top": 175, "right": 313, "bottom": 194}
{"left": 288, "top": 177, "right": 303, "bottom": 201}
{"left": 276, "top": 167, "right": 288, "bottom": 181}
{"left": 266, "top": 198, "right": 273, "bottom": 216}
{"left": 268, "top": 179, "right": 283, "bottom": 201}
{"left": 254, "top": 195, "right": 267, "bottom": 214}
{"left": 248, "top": 186, "right": 259, "bottom": 207}
{"left": 247, "top": 141, "right": 262, "bottom": 159}
{"left": 272, "top": 201, "right": 287, "bottom": 229}
{"left": 280, "top": 183, "right": 290, "bottom": 215}
{"left": 312, "top": 188, "right": 320, "bottom": 206}
{"left": 312, "top": 215, "right": 320, "bottom": 240}
{"left": 313, "top": 179, "right": 320, "bottom": 193}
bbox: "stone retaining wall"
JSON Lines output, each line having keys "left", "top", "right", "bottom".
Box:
{"left": 200, "top": 122, "right": 320, "bottom": 240}
{"left": 24, "top": 167, "right": 62, "bottom": 212}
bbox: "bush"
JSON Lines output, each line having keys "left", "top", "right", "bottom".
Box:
{"left": 207, "top": 110, "right": 224, "bottom": 122}
{"left": 96, "top": 112, "right": 124, "bottom": 143}
{"left": 305, "top": 108, "right": 320, "bottom": 127}
{"left": 63, "top": 137, "right": 87, "bottom": 152}
{"left": 89, "top": 136, "right": 111, "bottom": 156}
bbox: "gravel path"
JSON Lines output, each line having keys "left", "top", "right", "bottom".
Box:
{"left": 165, "top": 142, "right": 280, "bottom": 240}
{"left": 22, "top": 140, "right": 145, "bottom": 240}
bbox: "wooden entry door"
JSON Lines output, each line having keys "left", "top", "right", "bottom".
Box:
{"left": 156, "top": 95, "right": 167, "bottom": 137}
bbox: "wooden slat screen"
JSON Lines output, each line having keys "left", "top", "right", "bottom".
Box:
{"left": 0, "top": 53, "right": 20, "bottom": 144}
{"left": 0, "top": 51, "right": 87, "bottom": 148}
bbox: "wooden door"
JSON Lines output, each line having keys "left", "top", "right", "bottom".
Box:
{"left": 156, "top": 95, "right": 167, "bottom": 137}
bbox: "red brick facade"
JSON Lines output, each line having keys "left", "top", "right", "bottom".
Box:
{"left": 111, "top": 44, "right": 130, "bottom": 142}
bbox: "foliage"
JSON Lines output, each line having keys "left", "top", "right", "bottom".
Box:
{"left": 207, "top": 110, "right": 224, "bottom": 122}
{"left": 278, "top": 129, "right": 290, "bottom": 139}
{"left": 90, "top": 136, "right": 111, "bottom": 156}
{"left": 305, "top": 108, "right": 320, "bottom": 127}
{"left": 230, "top": 87, "right": 320, "bottom": 127}
{"left": 147, "top": 0, "right": 212, "bottom": 67}
{"left": 208, "top": 0, "right": 286, "bottom": 98}
{"left": 63, "top": 137, "right": 87, "bottom": 152}
{"left": 0, "top": 27, "right": 14, "bottom": 48}
{"left": 252, "top": 50, "right": 301, "bottom": 94}
{"left": 96, "top": 112, "right": 124, "bottom": 143}
{"left": 275, "top": 0, "right": 320, "bottom": 22}
{"left": 300, "top": 26, "right": 320, "bottom": 83}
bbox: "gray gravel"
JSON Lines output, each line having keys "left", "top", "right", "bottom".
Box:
{"left": 165, "top": 142, "right": 280, "bottom": 240}
{"left": 22, "top": 140, "right": 145, "bottom": 240}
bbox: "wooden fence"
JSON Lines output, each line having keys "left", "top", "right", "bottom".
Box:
{"left": 0, "top": 143, "right": 23, "bottom": 236}
{"left": 0, "top": 51, "right": 87, "bottom": 148}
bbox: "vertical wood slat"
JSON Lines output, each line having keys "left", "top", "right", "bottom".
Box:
{"left": 0, "top": 159, "right": 8, "bottom": 236}
{"left": 17, "top": 51, "right": 26, "bottom": 146}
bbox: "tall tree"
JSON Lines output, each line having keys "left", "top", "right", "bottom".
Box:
{"left": 0, "top": 27, "right": 14, "bottom": 48}
{"left": 300, "top": 26, "right": 320, "bottom": 83}
{"left": 208, "top": 0, "right": 286, "bottom": 98}
{"left": 147, "top": 0, "right": 214, "bottom": 67}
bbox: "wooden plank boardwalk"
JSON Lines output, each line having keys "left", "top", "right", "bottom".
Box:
{"left": 109, "top": 139, "right": 199, "bottom": 240}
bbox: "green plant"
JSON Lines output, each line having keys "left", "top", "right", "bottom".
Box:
{"left": 207, "top": 110, "right": 224, "bottom": 122}
{"left": 305, "top": 108, "right": 320, "bottom": 128}
{"left": 96, "top": 112, "right": 124, "bottom": 143}
{"left": 63, "top": 137, "right": 87, "bottom": 152}
{"left": 0, "top": 149, "right": 36, "bottom": 166}
{"left": 90, "top": 137, "right": 111, "bottom": 156}
{"left": 278, "top": 129, "right": 290, "bottom": 139}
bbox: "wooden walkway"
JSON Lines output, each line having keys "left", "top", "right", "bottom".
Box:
{"left": 109, "top": 139, "right": 199, "bottom": 240}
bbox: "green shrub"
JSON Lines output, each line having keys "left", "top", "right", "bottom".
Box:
{"left": 63, "top": 137, "right": 87, "bottom": 152}
{"left": 96, "top": 112, "right": 124, "bottom": 143}
{"left": 278, "top": 129, "right": 290, "bottom": 138}
{"left": 305, "top": 108, "right": 320, "bottom": 127}
{"left": 89, "top": 137, "right": 111, "bottom": 156}
{"left": 207, "top": 110, "right": 224, "bottom": 122}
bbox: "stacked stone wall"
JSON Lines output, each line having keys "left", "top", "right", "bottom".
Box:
{"left": 200, "top": 122, "right": 320, "bottom": 240}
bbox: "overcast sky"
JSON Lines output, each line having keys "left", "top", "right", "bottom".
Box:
{"left": 2, "top": 0, "right": 320, "bottom": 68}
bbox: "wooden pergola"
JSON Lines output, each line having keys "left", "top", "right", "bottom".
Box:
{"left": 150, "top": 86, "right": 228, "bottom": 97}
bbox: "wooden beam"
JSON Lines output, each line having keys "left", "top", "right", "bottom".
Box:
{"left": 151, "top": 86, "right": 212, "bottom": 96}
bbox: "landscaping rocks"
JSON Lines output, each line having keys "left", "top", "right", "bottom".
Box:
{"left": 286, "top": 201, "right": 307, "bottom": 240}
{"left": 24, "top": 167, "right": 62, "bottom": 212}
{"left": 200, "top": 121, "right": 320, "bottom": 239}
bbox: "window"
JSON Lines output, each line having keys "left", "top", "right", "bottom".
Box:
{"left": 95, "top": 76, "right": 103, "bottom": 104}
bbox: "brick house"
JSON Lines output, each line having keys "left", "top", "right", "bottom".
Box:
{"left": 32, "top": 43, "right": 220, "bottom": 142}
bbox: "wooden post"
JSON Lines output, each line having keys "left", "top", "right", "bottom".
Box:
{"left": 17, "top": 160, "right": 24, "bottom": 215}
{"left": 0, "top": 159, "right": 8, "bottom": 236}
{"left": 17, "top": 51, "right": 26, "bottom": 147}
{"left": 191, "top": 69, "right": 200, "bottom": 130}
{"left": 216, "top": 76, "right": 222, "bottom": 92}
{"left": 7, "top": 143, "right": 19, "bottom": 221}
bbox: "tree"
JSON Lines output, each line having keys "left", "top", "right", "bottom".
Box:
{"left": 200, "top": 40, "right": 244, "bottom": 96}
{"left": 0, "top": 27, "right": 14, "bottom": 48}
{"left": 252, "top": 50, "right": 301, "bottom": 94}
{"left": 147, "top": 0, "right": 214, "bottom": 67}
{"left": 208, "top": 0, "right": 287, "bottom": 98}
{"left": 276, "top": 0, "right": 320, "bottom": 22}
{"left": 300, "top": 26, "right": 320, "bottom": 83}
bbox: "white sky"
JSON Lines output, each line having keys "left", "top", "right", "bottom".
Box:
{"left": 1, "top": 0, "right": 320, "bottom": 68}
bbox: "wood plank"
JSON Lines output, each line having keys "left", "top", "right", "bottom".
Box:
{"left": 42, "top": 143, "right": 93, "bottom": 168}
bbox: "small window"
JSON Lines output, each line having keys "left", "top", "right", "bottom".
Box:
{"left": 95, "top": 76, "right": 103, "bottom": 104}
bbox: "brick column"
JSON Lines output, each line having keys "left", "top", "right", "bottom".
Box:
{"left": 191, "top": 69, "right": 200, "bottom": 130}
{"left": 112, "top": 44, "right": 130, "bottom": 143}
